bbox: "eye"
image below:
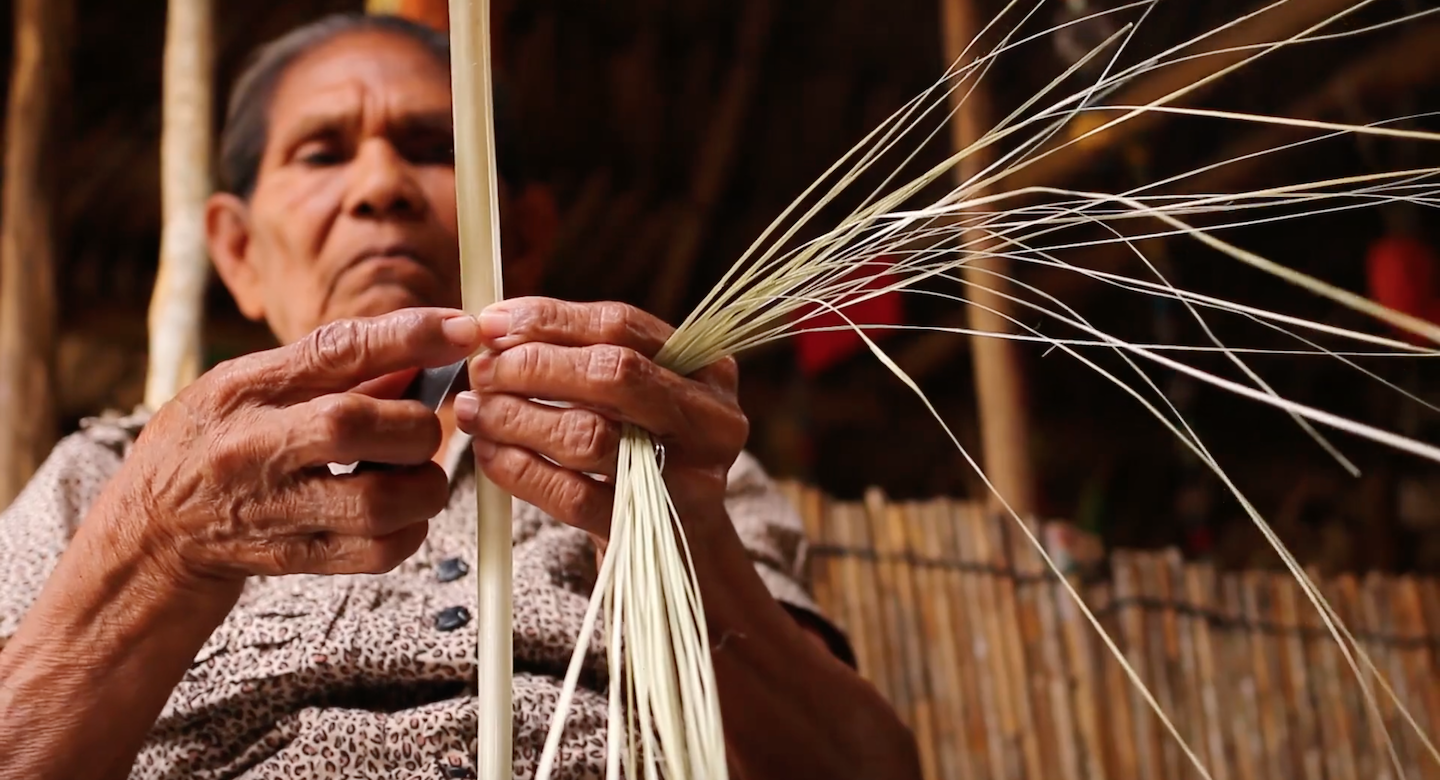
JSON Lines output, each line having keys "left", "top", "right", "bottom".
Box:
{"left": 295, "top": 140, "right": 347, "bottom": 167}
{"left": 399, "top": 131, "right": 455, "bottom": 166}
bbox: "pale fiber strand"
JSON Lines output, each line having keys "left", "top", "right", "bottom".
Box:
{"left": 537, "top": 430, "right": 727, "bottom": 780}
{"left": 445, "top": 2, "right": 511, "bottom": 777}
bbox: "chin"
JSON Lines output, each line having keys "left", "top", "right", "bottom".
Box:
{"left": 344, "top": 285, "right": 440, "bottom": 319}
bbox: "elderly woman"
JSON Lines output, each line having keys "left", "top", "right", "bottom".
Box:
{"left": 0, "top": 13, "right": 919, "bottom": 780}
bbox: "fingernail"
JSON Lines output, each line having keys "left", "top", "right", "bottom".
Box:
{"left": 478, "top": 308, "right": 512, "bottom": 339}
{"left": 473, "top": 438, "right": 497, "bottom": 459}
{"left": 453, "top": 391, "right": 479, "bottom": 422}
{"left": 442, "top": 315, "right": 480, "bottom": 346}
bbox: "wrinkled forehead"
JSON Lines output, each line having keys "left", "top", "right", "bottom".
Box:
{"left": 266, "top": 31, "right": 453, "bottom": 144}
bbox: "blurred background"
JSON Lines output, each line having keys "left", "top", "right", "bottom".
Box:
{"left": 1, "top": 0, "right": 1439, "bottom": 573}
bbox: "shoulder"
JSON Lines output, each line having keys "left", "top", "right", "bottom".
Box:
{"left": 0, "top": 408, "right": 149, "bottom": 640}
{"left": 2, "top": 407, "right": 149, "bottom": 530}
{"left": 725, "top": 449, "right": 773, "bottom": 492}
{"left": 722, "top": 450, "right": 807, "bottom": 578}
{"left": 54, "top": 406, "right": 151, "bottom": 490}
{"left": 721, "top": 451, "right": 858, "bottom": 666}
{"left": 724, "top": 450, "right": 801, "bottom": 531}
{"left": 75, "top": 406, "right": 152, "bottom": 457}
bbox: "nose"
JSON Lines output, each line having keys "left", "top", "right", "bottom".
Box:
{"left": 346, "top": 139, "right": 426, "bottom": 220}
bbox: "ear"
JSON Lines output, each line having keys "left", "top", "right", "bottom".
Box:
{"left": 505, "top": 184, "right": 558, "bottom": 297}
{"left": 206, "top": 192, "right": 266, "bottom": 321}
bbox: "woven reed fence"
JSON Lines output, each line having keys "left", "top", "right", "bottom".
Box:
{"left": 778, "top": 483, "right": 1440, "bottom": 780}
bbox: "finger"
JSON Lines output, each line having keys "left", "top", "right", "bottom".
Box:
{"left": 473, "top": 441, "right": 614, "bottom": 536}
{"left": 477, "top": 298, "right": 672, "bottom": 358}
{"left": 272, "top": 463, "right": 450, "bottom": 538}
{"left": 280, "top": 392, "right": 443, "bottom": 469}
{"left": 453, "top": 391, "right": 621, "bottom": 477}
{"left": 352, "top": 367, "right": 422, "bottom": 399}
{"left": 235, "top": 308, "right": 483, "bottom": 402}
{"left": 479, "top": 299, "right": 736, "bottom": 391}
{"left": 243, "top": 522, "right": 432, "bottom": 577}
{"left": 469, "top": 343, "right": 747, "bottom": 461}
{"left": 689, "top": 355, "right": 739, "bottom": 394}
{"left": 308, "top": 523, "right": 431, "bottom": 575}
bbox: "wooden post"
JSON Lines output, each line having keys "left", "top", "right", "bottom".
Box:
{"left": 145, "top": 0, "right": 214, "bottom": 410}
{"left": 0, "top": 0, "right": 70, "bottom": 508}
{"left": 940, "top": 0, "right": 1038, "bottom": 517}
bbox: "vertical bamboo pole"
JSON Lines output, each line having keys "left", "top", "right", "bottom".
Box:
{"left": 447, "top": 1, "right": 512, "bottom": 775}
{"left": 0, "top": 0, "right": 68, "bottom": 508}
{"left": 1187, "top": 562, "right": 1232, "bottom": 780}
{"left": 941, "top": 501, "right": 989, "bottom": 779}
{"left": 823, "top": 500, "right": 864, "bottom": 679}
{"left": 1114, "top": 552, "right": 1160, "bottom": 780}
{"left": 938, "top": 0, "right": 1037, "bottom": 517}
{"left": 881, "top": 496, "right": 937, "bottom": 779}
{"left": 1062, "top": 575, "right": 1107, "bottom": 780}
{"left": 1140, "top": 552, "right": 1180, "bottom": 779}
{"left": 956, "top": 502, "right": 1007, "bottom": 776}
{"left": 1310, "top": 570, "right": 1358, "bottom": 780}
{"left": 917, "top": 500, "right": 968, "bottom": 780}
{"left": 146, "top": 0, "right": 214, "bottom": 410}
{"left": 1222, "top": 574, "right": 1262, "bottom": 780}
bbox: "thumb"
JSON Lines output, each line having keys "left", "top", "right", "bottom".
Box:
{"left": 263, "top": 308, "right": 481, "bottom": 402}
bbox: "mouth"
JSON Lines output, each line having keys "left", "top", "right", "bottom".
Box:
{"left": 324, "top": 242, "right": 445, "bottom": 310}
{"left": 351, "top": 243, "right": 428, "bottom": 268}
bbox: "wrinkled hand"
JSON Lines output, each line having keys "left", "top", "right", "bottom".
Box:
{"left": 453, "top": 297, "right": 748, "bottom": 538}
{"left": 101, "top": 308, "right": 482, "bottom": 587}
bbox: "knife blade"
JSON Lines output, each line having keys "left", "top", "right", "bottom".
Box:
{"left": 349, "top": 358, "right": 468, "bottom": 473}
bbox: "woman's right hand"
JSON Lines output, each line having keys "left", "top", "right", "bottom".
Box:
{"left": 97, "top": 306, "right": 482, "bottom": 592}
{"left": 0, "top": 309, "right": 483, "bottom": 780}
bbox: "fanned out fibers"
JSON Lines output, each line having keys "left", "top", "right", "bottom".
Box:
{"left": 530, "top": 1, "right": 1440, "bottom": 778}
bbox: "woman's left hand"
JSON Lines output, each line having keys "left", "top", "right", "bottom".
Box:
{"left": 453, "top": 297, "right": 748, "bottom": 539}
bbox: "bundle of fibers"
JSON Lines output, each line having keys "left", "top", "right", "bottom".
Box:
{"left": 444, "top": 0, "right": 1440, "bottom": 777}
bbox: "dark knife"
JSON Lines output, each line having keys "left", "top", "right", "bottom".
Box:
{"left": 352, "top": 358, "right": 467, "bottom": 473}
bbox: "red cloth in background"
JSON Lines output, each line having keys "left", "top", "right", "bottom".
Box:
{"left": 1366, "top": 235, "right": 1440, "bottom": 346}
{"left": 793, "top": 256, "right": 905, "bottom": 376}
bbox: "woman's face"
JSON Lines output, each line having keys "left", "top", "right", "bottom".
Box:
{"left": 209, "top": 30, "right": 479, "bottom": 344}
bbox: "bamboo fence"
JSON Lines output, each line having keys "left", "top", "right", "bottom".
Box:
{"left": 780, "top": 482, "right": 1440, "bottom": 780}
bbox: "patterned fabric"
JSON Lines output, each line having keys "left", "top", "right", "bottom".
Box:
{"left": 0, "top": 409, "right": 837, "bottom": 779}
